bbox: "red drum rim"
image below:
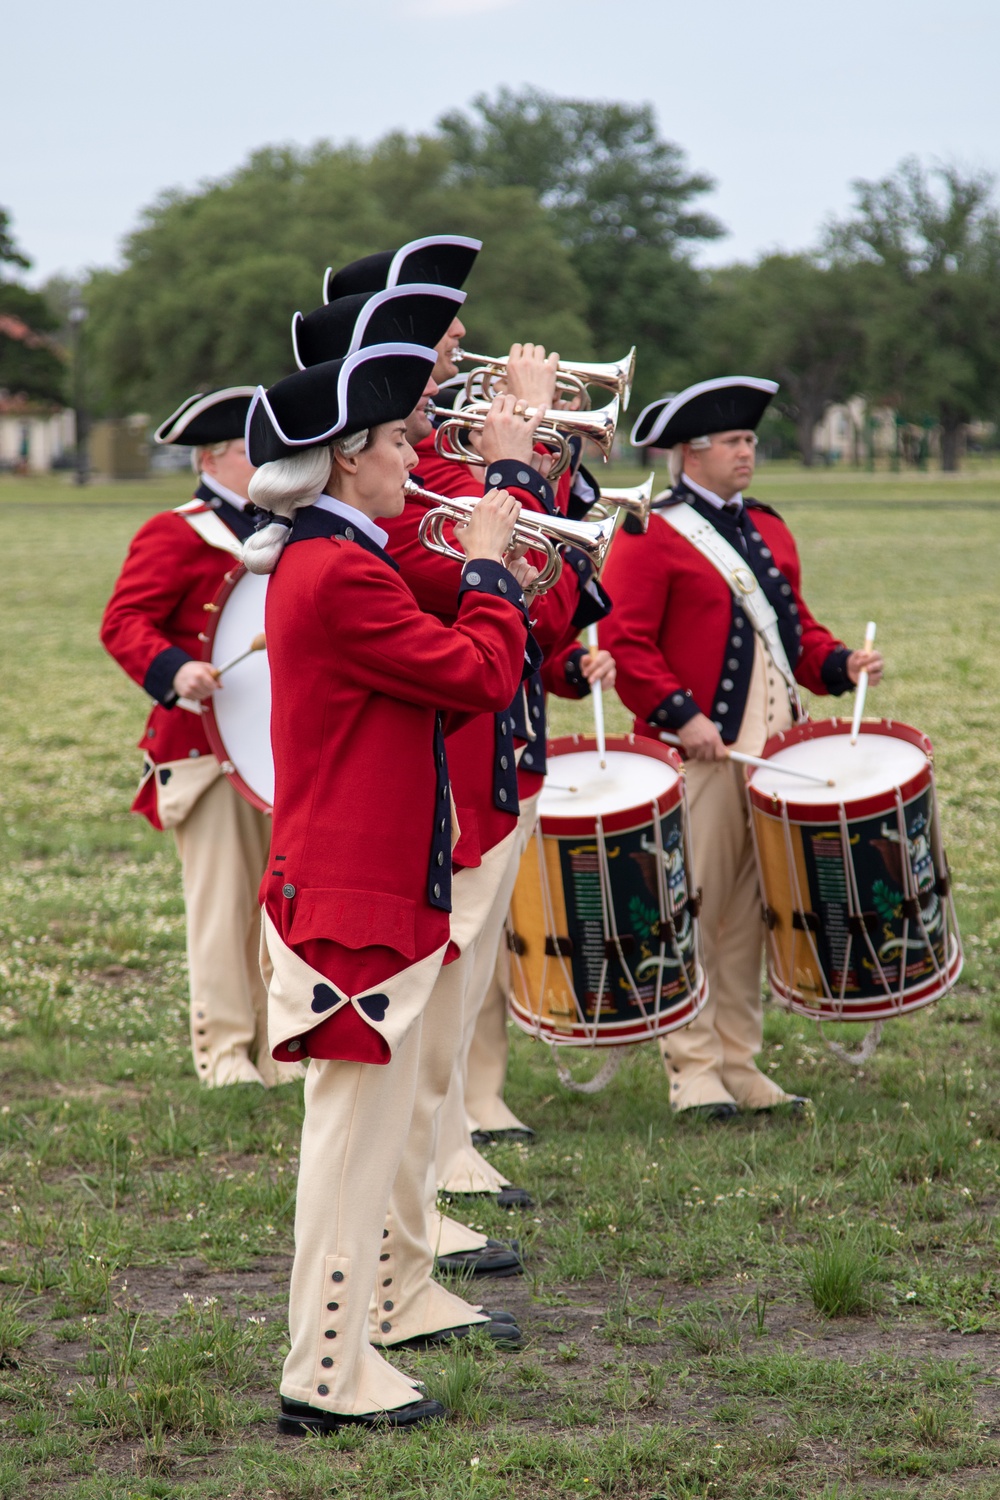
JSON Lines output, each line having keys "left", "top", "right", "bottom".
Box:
{"left": 541, "top": 733, "right": 685, "bottom": 837}
{"left": 747, "top": 718, "right": 933, "bottom": 823}
{"left": 508, "top": 975, "right": 707, "bottom": 1047}
{"left": 200, "top": 564, "right": 273, "bottom": 815}
{"left": 770, "top": 935, "right": 963, "bottom": 1021}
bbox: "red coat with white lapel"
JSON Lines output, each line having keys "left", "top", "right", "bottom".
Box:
{"left": 600, "top": 494, "right": 848, "bottom": 745}
{"left": 262, "top": 523, "right": 529, "bottom": 1022}
{"left": 100, "top": 495, "right": 246, "bottom": 827}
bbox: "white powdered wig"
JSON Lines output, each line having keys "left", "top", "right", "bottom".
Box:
{"left": 241, "top": 432, "right": 370, "bottom": 574}
{"left": 668, "top": 435, "right": 711, "bottom": 486}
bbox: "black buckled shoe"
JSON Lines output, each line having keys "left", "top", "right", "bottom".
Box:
{"left": 435, "top": 1239, "right": 524, "bottom": 1278}
{"left": 390, "top": 1314, "right": 522, "bottom": 1351}
{"left": 278, "top": 1395, "right": 446, "bottom": 1436}
{"left": 680, "top": 1102, "right": 739, "bottom": 1122}
{"left": 442, "top": 1185, "right": 534, "bottom": 1210}
{"left": 754, "top": 1095, "right": 811, "bottom": 1116}
{"left": 471, "top": 1125, "right": 536, "bottom": 1146}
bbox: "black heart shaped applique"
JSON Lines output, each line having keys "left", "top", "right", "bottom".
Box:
{"left": 158, "top": 768, "right": 172, "bottom": 785}
{"left": 358, "top": 994, "right": 389, "bottom": 1023}
{"left": 311, "top": 983, "right": 340, "bottom": 1014}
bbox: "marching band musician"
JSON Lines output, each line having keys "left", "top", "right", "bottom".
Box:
{"left": 602, "top": 378, "right": 883, "bottom": 1120}
{"left": 241, "top": 343, "right": 534, "bottom": 1433}
{"left": 100, "top": 389, "right": 303, "bottom": 1089}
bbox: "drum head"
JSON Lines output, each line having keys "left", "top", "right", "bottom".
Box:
{"left": 749, "top": 731, "right": 927, "bottom": 807}
{"left": 540, "top": 748, "right": 679, "bottom": 818}
{"left": 203, "top": 569, "right": 273, "bottom": 812}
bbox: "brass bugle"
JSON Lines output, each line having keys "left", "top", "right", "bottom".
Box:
{"left": 589, "top": 471, "right": 655, "bottom": 533}
{"left": 455, "top": 346, "right": 636, "bottom": 411}
{"left": 432, "top": 395, "right": 620, "bottom": 481}
{"left": 403, "top": 481, "right": 623, "bottom": 598}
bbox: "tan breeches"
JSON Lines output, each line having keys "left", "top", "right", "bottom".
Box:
{"left": 281, "top": 1032, "right": 428, "bottom": 1415}
{"left": 436, "top": 792, "right": 540, "bottom": 1191}
{"left": 172, "top": 776, "right": 295, "bottom": 1088}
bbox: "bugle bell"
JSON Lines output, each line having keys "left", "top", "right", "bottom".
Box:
{"left": 589, "top": 471, "right": 655, "bottom": 533}
{"left": 432, "top": 395, "right": 620, "bottom": 481}
{"left": 455, "top": 346, "right": 636, "bottom": 411}
{"left": 403, "top": 481, "right": 623, "bottom": 599}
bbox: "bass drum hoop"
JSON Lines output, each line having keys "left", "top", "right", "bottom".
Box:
{"left": 200, "top": 565, "right": 273, "bottom": 814}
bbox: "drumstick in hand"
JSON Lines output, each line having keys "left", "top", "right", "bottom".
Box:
{"left": 657, "top": 731, "right": 833, "bottom": 786}
{"left": 850, "top": 621, "right": 877, "bottom": 745}
{"left": 212, "top": 632, "right": 267, "bottom": 679}
{"left": 586, "top": 624, "right": 607, "bottom": 769}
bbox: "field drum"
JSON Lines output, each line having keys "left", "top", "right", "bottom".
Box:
{"left": 746, "top": 718, "right": 962, "bottom": 1022}
{"left": 200, "top": 566, "right": 273, "bottom": 813}
{"left": 507, "top": 734, "right": 707, "bottom": 1047}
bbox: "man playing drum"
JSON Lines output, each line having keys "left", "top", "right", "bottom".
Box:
{"left": 602, "top": 377, "right": 883, "bottom": 1118}
{"left": 101, "top": 389, "right": 303, "bottom": 1089}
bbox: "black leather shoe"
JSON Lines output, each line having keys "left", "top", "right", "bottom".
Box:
{"left": 278, "top": 1395, "right": 446, "bottom": 1436}
{"left": 680, "top": 1102, "right": 739, "bottom": 1122}
{"left": 471, "top": 1126, "right": 536, "bottom": 1146}
{"left": 442, "top": 1185, "right": 534, "bottom": 1210}
{"left": 435, "top": 1240, "right": 524, "bottom": 1278}
{"left": 390, "top": 1315, "right": 522, "bottom": 1351}
{"left": 753, "top": 1095, "right": 811, "bottom": 1115}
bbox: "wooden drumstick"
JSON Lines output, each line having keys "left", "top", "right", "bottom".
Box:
{"left": 658, "top": 731, "right": 834, "bottom": 787}
{"left": 212, "top": 632, "right": 267, "bottom": 679}
{"left": 586, "top": 624, "right": 607, "bottom": 769}
{"left": 850, "top": 621, "right": 877, "bottom": 745}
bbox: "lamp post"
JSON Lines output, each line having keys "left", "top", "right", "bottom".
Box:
{"left": 68, "top": 301, "right": 88, "bottom": 486}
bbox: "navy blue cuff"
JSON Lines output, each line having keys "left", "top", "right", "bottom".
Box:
{"left": 481, "top": 459, "right": 556, "bottom": 515}
{"left": 564, "top": 645, "right": 590, "bottom": 698}
{"left": 144, "top": 646, "right": 192, "bottom": 707}
{"left": 821, "top": 646, "right": 853, "bottom": 697}
{"left": 649, "top": 690, "right": 701, "bottom": 732}
{"left": 459, "top": 558, "right": 529, "bottom": 625}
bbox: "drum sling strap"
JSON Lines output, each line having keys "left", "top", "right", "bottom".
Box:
{"left": 656, "top": 503, "right": 806, "bottom": 721}
{"left": 174, "top": 500, "right": 246, "bottom": 560}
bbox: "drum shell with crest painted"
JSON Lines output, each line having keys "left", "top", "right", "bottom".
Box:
{"left": 745, "top": 718, "right": 962, "bottom": 1022}
{"left": 507, "top": 734, "right": 707, "bottom": 1047}
{"left": 200, "top": 566, "right": 273, "bottom": 813}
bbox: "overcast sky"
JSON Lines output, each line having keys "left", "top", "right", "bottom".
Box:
{"left": 5, "top": 0, "right": 999, "bottom": 286}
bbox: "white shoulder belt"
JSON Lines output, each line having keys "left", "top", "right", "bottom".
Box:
{"left": 174, "top": 499, "right": 245, "bottom": 560}
{"left": 655, "top": 501, "right": 804, "bottom": 719}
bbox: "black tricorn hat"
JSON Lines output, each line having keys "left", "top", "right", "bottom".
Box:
{"left": 154, "top": 386, "right": 256, "bottom": 446}
{"left": 246, "top": 343, "right": 437, "bottom": 467}
{"left": 630, "top": 377, "right": 779, "bottom": 449}
{"left": 292, "top": 284, "right": 465, "bottom": 370}
{"left": 322, "top": 234, "right": 482, "bottom": 305}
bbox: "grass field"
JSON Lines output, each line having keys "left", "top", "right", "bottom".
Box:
{"left": 0, "top": 464, "right": 998, "bottom": 1499}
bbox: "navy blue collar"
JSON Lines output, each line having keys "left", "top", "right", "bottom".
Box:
{"left": 286, "top": 503, "right": 400, "bottom": 571}
{"left": 194, "top": 481, "right": 256, "bottom": 542}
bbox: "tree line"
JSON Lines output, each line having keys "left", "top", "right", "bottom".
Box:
{"left": 5, "top": 88, "right": 1000, "bottom": 469}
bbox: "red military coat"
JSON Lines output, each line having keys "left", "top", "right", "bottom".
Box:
{"left": 262, "top": 506, "right": 530, "bottom": 1062}
{"left": 381, "top": 437, "right": 581, "bottom": 864}
{"left": 601, "top": 488, "right": 851, "bottom": 746}
{"left": 100, "top": 486, "right": 253, "bottom": 828}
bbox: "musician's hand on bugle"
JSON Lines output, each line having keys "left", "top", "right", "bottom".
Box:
{"left": 582, "top": 648, "right": 616, "bottom": 691}
{"left": 504, "top": 343, "right": 560, "bottom": 410}
{"left": 847, "top": 649, "right": 884, "bottom": 686}
{"left": 677, "top": 712, "right": 728, "bottom": 762}
{"left": 173, "top": 660, "right": 220, "bottom": 701}
{"left": 456, "top": 487, "right": 522, "bottom": 566}
{"left": 477, "top": 393, "right": 545, "bottom": 467}
{"left": 506, "top": 555, "right": 541, "bottom": 593}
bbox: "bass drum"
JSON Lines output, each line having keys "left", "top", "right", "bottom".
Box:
{"left": 200, "top": 566, "right": 273, "bottom": 813}
{"left": 746, "top": 718, "right": 963, "bottom": 1021}
{"left": 507, "top": 734, "right": 707, "bottom": 1047}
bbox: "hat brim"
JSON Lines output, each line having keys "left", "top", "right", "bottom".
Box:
{"left": 154, "top": 387, "right": 256, "bottom": 446}
{"left": 630, "top": 377, "right": 778, "bottom": 449}
{"left": 293, "top": 285, "right": 465, "bottom": 370}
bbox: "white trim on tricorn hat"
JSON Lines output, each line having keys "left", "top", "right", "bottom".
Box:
{"left": 630, "top": 376, "right": 779, "bottom": 450}
{"left": 291, "top": 284, "right": 466, "bottom": 371}
{"left": 154, "top": 386, "right": 256, "bottom": 446}
{"left": 245, "top": 342, "right": 438, "bottom": 467}
{"left": 322, "top": 233, "right": 482, "bottom": 305}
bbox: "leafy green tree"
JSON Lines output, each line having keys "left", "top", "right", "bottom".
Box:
{"left": 824, "top": 159, "right": 1000, "bottom": 470}
{"left": 437, "top": 87, "right": 723, "bottom": 407}
{"left": 84, "top": 136, "right": 591, "bottom": 421}
{"left": 700, "top": 255, "right": 868, "bottom": 466}
{"left": 0, "top": 208, "right": 65, "bottom": 406}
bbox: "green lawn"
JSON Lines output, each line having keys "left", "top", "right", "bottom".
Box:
{"left": 0, "top": 466, "right": 998, "bottom": 1499}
